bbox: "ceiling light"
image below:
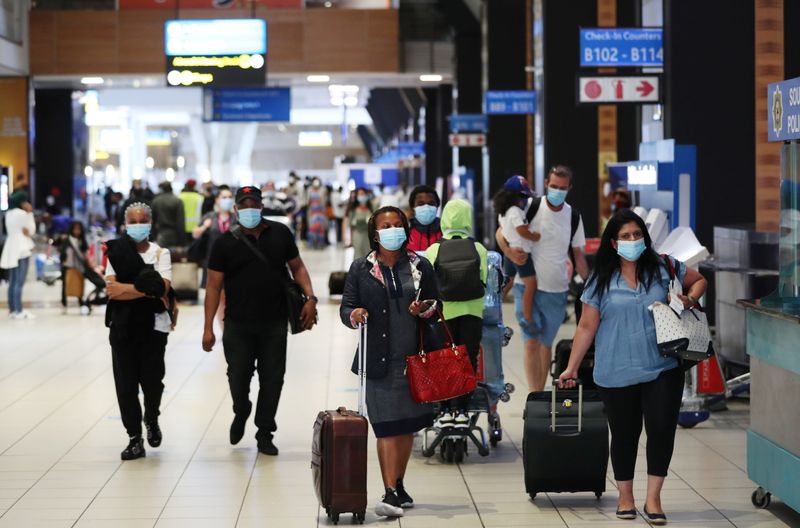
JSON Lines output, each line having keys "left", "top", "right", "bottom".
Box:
{"left": 330, "top": 96, "right": 344, "bottom": 107}
{"left": 145, "top": 156, "right": 155, "bottom": 169}
{"left": 328, "top": 84, "right": 359, "bottom": 95}
{"left": 84, "top": 166, "right": 94, "bottom": 178}
{"left": 81, "top": 77, "right": 105, "bottom": 85}
{"left": 324, "top": 1, "right": 332, "bottom": 7}
{"left": 307, "top": 75, "right": 330, "bottom": 83}
{"left": 298, "top": 131, "right": 333, "bottom": 147}
{"left": 176, "top": 156, "right": 185, "bottom": 169}
{"left": 165, "top": 168, "right": 175, "bottom": 182}
{"left": 419, "top": 74, "right": 443, "bottom": 82}
{"left": 344, "top": 96, "right": 358, "bottom": 107}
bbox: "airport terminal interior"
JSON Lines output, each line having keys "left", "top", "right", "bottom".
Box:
{"left": 1, "top": 0, "right": 800, "bottom": 526}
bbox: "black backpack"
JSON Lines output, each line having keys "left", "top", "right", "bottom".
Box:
{"left": 434, "top": 237, "right": 485, "bottom": 302}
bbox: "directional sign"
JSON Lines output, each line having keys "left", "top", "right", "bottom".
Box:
{"left": 580, "top": 28, "right": 663, "bottom": 67}
{"left": 203, "top": 88, "right": 290, "bottom": 122}
{"left": 768, "top": 76, "right": 800, "bottom": 142}
{"left": 449, "top": 133, "right": 486, "bottom": 147}
{"left": 449, "top": 114, "right": 488, "bottom": 133}
{"left": 577, "top": 75, "right": 661, "bottom": 105}
{"left": 485, "top": 91, "right": 536, "bottom": 115}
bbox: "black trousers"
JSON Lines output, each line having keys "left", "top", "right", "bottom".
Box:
{"left": 442, "top": 315, "right": 483, "bottom": 413}
{"left": 599, "top": 367, "right": 685, "bottom": 481}
{"left": 110, "top": 326, "right": 168, "bottom": 438}
{"left": 222, "top": 318, "right": 288, "bottom": 442}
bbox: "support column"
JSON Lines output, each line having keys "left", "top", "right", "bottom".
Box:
{"left": 755, "top": 0, "right": 784, "bottom": 232}
{"left": 597, "top": 0, "right": 617, "bottom": 233}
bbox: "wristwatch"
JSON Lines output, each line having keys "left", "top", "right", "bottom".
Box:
{"left": 307, "top": 295, "right": 319, "bottom": 304}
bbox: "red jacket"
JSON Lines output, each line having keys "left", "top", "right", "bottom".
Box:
{"left": 407, "top": 218, "right": 443, "bottom": 252}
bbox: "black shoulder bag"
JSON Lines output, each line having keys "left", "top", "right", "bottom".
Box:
{"left": 230, "top": 225, "right": 309, "bottom": 334}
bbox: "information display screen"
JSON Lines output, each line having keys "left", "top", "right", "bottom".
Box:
{"left": 165, "top": 19, "right": 267, "bottom": 88}
{"left": 579, "top": 28, "right": 663, "bottom": 67}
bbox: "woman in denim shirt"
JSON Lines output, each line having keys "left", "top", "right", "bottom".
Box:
{"left": 558, "top": 209, "right": 707, "bottom": 525}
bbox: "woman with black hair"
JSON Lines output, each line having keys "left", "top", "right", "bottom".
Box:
{"left": 558, "top": 209, "right": 707, "bottom": 525}
{"left": 407, "top": 185, "right": 442, "bottom": 252}
{"left": 59, "top": 220, "right": 91, "bottom": 314}
{"left": 340, "top": 206, "right": 440, "bottom": 518}
{"left": 344, "top": 187, "right": 373, "bottom": 259}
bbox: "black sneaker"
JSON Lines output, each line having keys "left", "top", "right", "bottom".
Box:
{"left": 396, "top": 479, "right": 414, "bottom": 508}
{"left": 121, "top": 436, "right": 145, "bottom": 461}
{"left": 257, "top": 438, "right": 279, "bottom": 456}
{"left": 145, "top": 421, "right": 162, "bottom": 448}
{"left": 375, "top": 488, "right": 404, "bottom": 517}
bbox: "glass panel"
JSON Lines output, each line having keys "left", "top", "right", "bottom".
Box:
{"left": 763, "top": 142, "right": 800, "bottom": 314}
{"left": 0, "top": 0, "right": 22, "bottom": 44}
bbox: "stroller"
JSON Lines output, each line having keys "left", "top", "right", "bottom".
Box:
{"left": 421, "top": 251, "right": 516, "bottom": 463}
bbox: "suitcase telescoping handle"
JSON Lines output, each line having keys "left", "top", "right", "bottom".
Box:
{"left": 551, "top": 378, "right": 583, "bottom": 434}
{"left": 358, "top": 321, "right": 368, "bottom": 418}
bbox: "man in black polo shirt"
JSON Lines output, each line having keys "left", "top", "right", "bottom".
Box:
{"left": 202, "top": 186, "right": 318, "bottom": 456}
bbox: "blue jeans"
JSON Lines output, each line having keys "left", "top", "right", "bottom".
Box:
{"left": 8, "top": 257, "right": 30, "bottom": 314}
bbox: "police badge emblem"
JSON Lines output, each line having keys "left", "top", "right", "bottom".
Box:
{"left": 773, "top": 85, "right": 783, "bottom": 137}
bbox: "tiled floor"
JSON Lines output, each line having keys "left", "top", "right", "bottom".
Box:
{"left": 0, "top": 246, "right": 798, "bottom": 527}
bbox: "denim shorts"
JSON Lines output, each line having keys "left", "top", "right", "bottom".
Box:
{"left": 513, "top": 285, "right": 568, "bottom": 348}
{"left": 503, "top": 253, "right": 536, "bottom": 279}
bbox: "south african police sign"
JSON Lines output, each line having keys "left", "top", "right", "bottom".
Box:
{"left": 768, "top": 77, "right": 800, "bottom": 142}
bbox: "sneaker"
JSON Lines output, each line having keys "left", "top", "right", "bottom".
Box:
{"left": 20, "top": 310, "right": 36, "bottom": 320}
{"left": 121, "top": 436, "right": 145, "bottom": 461}
{"left": 396, "top": 480, "right": 414, "bottom": 508}
{"left": 80, "top": 305, "right": 91, "bottom": 316}
{"left": 145, "top": 421, "right": 162, "bottom": 448}
{"left": 454, "top": 412, "right": 470, "bottom": 429}
{"left": 435, "top": 412, "right": 455, "bottom": 428}
{"left": 375, "top": 489, "right": 404, "bottom": 517}
{"left": 8, "top": 312, "right": 22, "bottom": 320}
{"left": 257, "top": 438, "right": 279, "bottom": 456}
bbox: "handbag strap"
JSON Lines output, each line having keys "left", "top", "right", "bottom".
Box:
{"left": 661, "top": 253, "right": 676, "bottom": 281}
{"left": 417, "top": 307, "right": 457, "bottom": 354}
{"left": 231, "top": 225, "right": 271, "bottom": 267}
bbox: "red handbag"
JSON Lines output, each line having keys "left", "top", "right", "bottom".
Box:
{"left": 405, "top": 311, "right": 477, "bottom": 404}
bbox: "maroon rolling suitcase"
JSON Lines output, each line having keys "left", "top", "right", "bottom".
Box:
{"left": 312, "top": 323, "right": 368, "bottom": 525}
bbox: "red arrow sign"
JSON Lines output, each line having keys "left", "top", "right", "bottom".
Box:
{"left": 636, "top": 80, "right": 655, "bottom": 97}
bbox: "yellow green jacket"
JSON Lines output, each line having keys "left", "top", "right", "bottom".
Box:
{"left": 426, "top": 199, "right": 488, "bottom": 320}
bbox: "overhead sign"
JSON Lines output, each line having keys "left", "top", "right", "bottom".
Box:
{"left": 449, "top": 133, "right": 486, "bottom": 147}
{"left": 203, "top": 88, "right": 290, "bottom": 122}
{"left": 398, "top": 142, "right": 425, "bottom": 157}
{"left": 165, "top": 19, "right": 267, "bottom": 88}
{"left": 485, "top": 91, "right": 536, "bottom": 115}
{"left": 122, "top": 0, "right": 300, "bottom": 8}
{"left": 577, "top": 75, "right": 661, "bottom": 104}
{"left": 580, "top": 28, "right": 663, "bottom": 67}
{"left": 449, "top": 114, "right": 488, "bottom": 133}
{"left": 768, "top": 76, "right": 800, "bottom": 142}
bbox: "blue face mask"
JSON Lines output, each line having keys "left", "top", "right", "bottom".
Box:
{"left": 377, "top": 227, "right": 407, "bottom": 251}
{"left": 547, "top": 187, "right": 568, "bottom": 207}
{"left": 219, "top": 197, "right": 234, "bottom": 211}
{"left": 238, "top": 208, "right": 262, "bottom": 229}
{"left": 126, "top": 223, "right": 151, "bottom": 242}
{"left": 617, "top": 239, "right": 647, "bottom": 262}
{"left": 357, "top": 195, "right": 370, "bottom": 204}
{"left": 414, "top": 205, "right": 438, "bottom": 226}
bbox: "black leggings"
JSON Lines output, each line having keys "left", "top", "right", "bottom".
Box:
{"left": 599, "top": 367, "right": 684, "bottom": 481}
{"left": 442, "top": 315, "right": 483, "bottom": 413}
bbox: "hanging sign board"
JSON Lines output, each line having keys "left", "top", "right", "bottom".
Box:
{"left": 577, "top": 75, "right": 661, "bottom": 105}
{"left": 768, "top": 77, "right": 800, "bottom": 142}
{"left": 165, "top": 19, "right": 267, "bottom": 87}
{"left": 579, "top": 28, "right": 663, "bottom": 68}
{"left": 203, "top": 88, "right": 290, "bottom": 122}
{"left": 485, "top": 91, "right": 536, "bottom": 115}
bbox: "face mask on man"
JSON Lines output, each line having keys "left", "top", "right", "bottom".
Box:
{"left": 219, "top": 197, "right": 234, "bottom": 211}
{"left": 377, "top": 227, "right": 407, "bottom": 251}
{"left": 414, "top": 205, "right": 438, "bottom": 226}
{"left": 547, "top": 187, "right": 568, "bottom": 207}
{"left": 126, "top": 223, "right": 151, "bottom": 242}
{"left": 616, "top": 239, "right": 646, "bottom": 262}
{"left": 238, "top": 208, "right": 262, "bottom": 229}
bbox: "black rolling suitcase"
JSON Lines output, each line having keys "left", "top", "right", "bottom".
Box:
{"left": 551, "top": 339, "right": 597, "bottom": 390}
{"left": 523, "top": 382, "right": 608, "bottom": 499}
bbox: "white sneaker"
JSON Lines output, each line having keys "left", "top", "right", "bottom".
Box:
{"left": 80, "top": 305, "right": 91, "bottom": 316}
{"left": 435, "top": 412, "right": 455, "bottom": 428}
{"left": 8, "top": 312, "right": 22, "bottom": 320}
{"left": 374, "top": 491, "right": 404, "bottom": 518}
{"left": 454, "top": 413, "right": 470, "bottom": 429}
{"left": 20, "top": 311, "right": 36, "bottom": 320}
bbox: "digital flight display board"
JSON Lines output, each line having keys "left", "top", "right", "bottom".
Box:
{"left": 165, "top": 19, "right": 267, "bottom": 87}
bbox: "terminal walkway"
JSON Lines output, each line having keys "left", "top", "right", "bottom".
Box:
{"left": 0, "top": 246, "right": 798, "bottom": 527}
